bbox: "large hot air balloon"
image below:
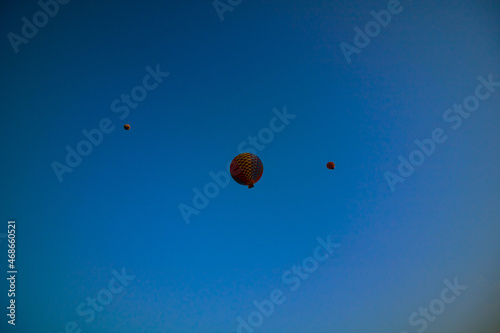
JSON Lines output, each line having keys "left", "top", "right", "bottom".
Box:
{"left": 230, "top": 153, "right": 263, "bottom": 188}
{"left": 327, "top": 162, "right": 335, "bottom": 170}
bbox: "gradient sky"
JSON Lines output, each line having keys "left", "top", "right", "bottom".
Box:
{"left": 1, "top": 0, "right": 500, "bottom": 332}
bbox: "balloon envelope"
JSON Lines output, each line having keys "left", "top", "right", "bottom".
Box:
{"left": 230, "top": 153, "right": 263, "bottom": 188}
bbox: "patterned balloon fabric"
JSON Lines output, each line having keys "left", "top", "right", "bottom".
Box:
{"left": 230, "top": 153, "right": 264, "bottom": 188}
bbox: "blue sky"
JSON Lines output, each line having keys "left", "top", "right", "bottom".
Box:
{"left": 1, "top": 0, "right": 499, "bottom": 332}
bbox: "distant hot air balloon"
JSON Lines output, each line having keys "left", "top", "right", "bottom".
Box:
{"left": 124, "top": 124, "right": 131, "bottom": 130}
{"left": 230, "top": 153, "right": 263, "bottom": 188}
{"left": 327, "top": 162, "right": 335, "bottom": 170}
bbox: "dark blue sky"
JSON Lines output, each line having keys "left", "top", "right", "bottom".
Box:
{"left": 1, "top": 0, "right": 500, "bottom": 332}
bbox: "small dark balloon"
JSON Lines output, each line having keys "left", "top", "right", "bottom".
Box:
{"left": 230, "top": 153, "right": 263, "bottom": 188}
{"left": 327, "top": 162, "right": 335, "bottom": 170}
{"left": 124, "top": 124, "right": 130, "bottom": 130}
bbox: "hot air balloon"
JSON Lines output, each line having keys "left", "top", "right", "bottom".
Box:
{"left": 230, "top": 153, "right": 263, "bottom": 188}
{"left": 124, "top": 124, "right": 131, "bottom": 130}
{"left": 327, "top": 162, "right": 335, "bottom": 170}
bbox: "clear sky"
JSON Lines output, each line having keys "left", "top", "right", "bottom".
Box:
{"left": 1, "top": 0, "right": 499, "bottom": 332}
